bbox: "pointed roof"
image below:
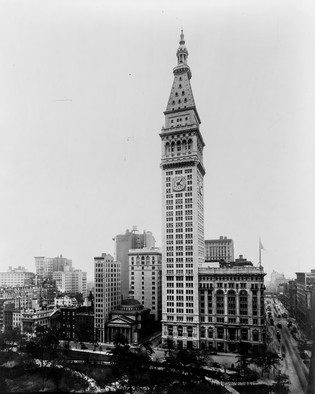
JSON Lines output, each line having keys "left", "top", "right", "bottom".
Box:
{"left": 165, "top": 31, "right": 199, "bottom": 121}
{"left": 165, "top": 71, "right": 196, "bottom": 113}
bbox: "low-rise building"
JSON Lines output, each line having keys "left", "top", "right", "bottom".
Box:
{"left": 20, "top": 308, "right": 60, "bottom": 333}
{"left": 197, "top": 264, "right": 266, "bottom": 352}
{"left": 59, "top": 306, "right": 94, "bottom": 342}
{"left": 0, "top": 267, "right": 35, "bottom": 287}
{"left": 54, "top": 295, "right": 78, "bottom": 308}
{"left": 106, "top": 294, "right": 154, "bottom": 345}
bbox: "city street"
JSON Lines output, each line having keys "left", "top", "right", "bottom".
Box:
{"left": 268, "top": 297, "right": 309, "bottom": 393}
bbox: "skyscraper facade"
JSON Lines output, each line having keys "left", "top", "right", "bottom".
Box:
{"left": 160, "top": 31, "right": 206, "bottom": 349}
{"left": 113, "top": 228, "right": 156, "bottom": 300}
{"left": 34, "top": 255, "right": 72, "bottom": 278}
{"left": 128, "top": 247, "right": 162, "bottom": 321}
{"left": 205, "top": 236, "right": 234, "bottom": 263}
{"left": 94, "top": 253, "right": 121, "bottom": 342}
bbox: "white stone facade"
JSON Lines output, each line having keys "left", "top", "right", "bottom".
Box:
{"left": 128, "top": 248, "right": 162, "bottom": 321}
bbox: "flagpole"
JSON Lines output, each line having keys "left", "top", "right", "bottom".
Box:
{"left": 259, "top": 237, "right": 261, "bottom": 267}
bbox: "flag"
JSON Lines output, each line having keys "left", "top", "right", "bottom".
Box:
{"left": 259, "top": 238, "right": 265, "bottom": 251}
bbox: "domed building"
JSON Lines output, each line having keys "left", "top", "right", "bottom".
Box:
{"left": 106, "top": 292, "right": 153, "bottom": 344}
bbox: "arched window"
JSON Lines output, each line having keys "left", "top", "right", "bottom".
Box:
{"left": 165, "top": 142, "right": 170, "bottom": 155}
{"left": 177, "top": 326, "right": 183, "bottom": 337}
{"left": 239, "top": 290, "right": 248, "bottom": 316}
{"left": 187, "top": 326, "right": 193, "bottom": 338}
{"left": 208, "top": 327, "right": 213, "bottom": 338}
{"left": 228, "top": 290, "right": 236, "bottom": 315}
{"left": 216, "top": 290, "right": 224, "bottom": 315}
{"left": 241, "top": 328, "right": 248, "bottom": 340}
{"left": 171, "top": 141, "right": 175, "bottom": 153}
{"left": 187, "top": 139, "right": 192, "bottom": 151}
{"left": 253, "top": 329, "right": 259, "bottom": 342}
{"left": 217, "top": 327, "right": 224, "bottom": 339}
{"left": 176, "top": 140, "right": 181, "bottom": 153}
{"left": 200, "top": 326, "right": 206, "bottom": 338}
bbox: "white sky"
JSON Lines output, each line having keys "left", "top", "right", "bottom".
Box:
{"left": 0, "top": 0, "right": 315, "bottom": 282}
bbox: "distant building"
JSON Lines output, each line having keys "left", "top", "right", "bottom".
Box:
{"left": 295, "top": 270, "right": 315, "bottom": 336}
{"left": 128, "top": 247, "right": 162, "bottom": 321}
{"left": 53, "top": 269, "right": 87, "bottom": 297}
{"left": 267, "top": 270, "right": 289, "bottom": 293}
{"left": 0, "top": 267, "right": 35, "bottom": 287}
{"left": 94, "top": 253, "right": 121, "bottom": 343}
{"left": 54, "top": 295, "right": 78, "bottom": 308}
{"left": 2, "top": 302, "right": 15, "bottom": 331}
{"left": 34, "top": 255, "right": 72, "bottom": 278}
{"left": 0, "top": 280, "right": 57, "bottom": 312}
{"left": 278, "top": 280, "right": 297, "bottom": 317}
{"left": 113, "top": 227, "right": 156, "bottom": 300}
{"left": 205, "top": 236, "right": 234, "bottom": 263}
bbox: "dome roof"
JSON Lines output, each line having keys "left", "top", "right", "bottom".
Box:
{"left": 121, "top": 298, "right": 141, "bottom": 306}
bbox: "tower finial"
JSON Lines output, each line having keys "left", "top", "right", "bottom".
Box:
{"left": 180, "top": 29, "right": 185, "bottom": 45}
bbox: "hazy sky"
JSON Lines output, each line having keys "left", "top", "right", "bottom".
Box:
{"left": 1, "top": 0, "right": 315, "bottom": 282}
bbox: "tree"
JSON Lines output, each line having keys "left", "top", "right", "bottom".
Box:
{"left": 24, "top": 325, "right": 62, "bottom": 390}
{"left": 272, "top": 371, "right": 290, "bottom": 394}
{"left": 251, "top": 349, "right": 280, "bottom": 377}
{"left": 237, "top": 341, "right": 252, "bottom": 376}
{"left": 0, "top": 327, "right": 24, "bottom": 352}
{"left": 67, "top": 292, "right": 84, "bottom": 305}
{"left": 263, "top": 351, "right": 280, "bottom": 377}
{"left": 111, "top": 334, "right": 154, "bottom": 393}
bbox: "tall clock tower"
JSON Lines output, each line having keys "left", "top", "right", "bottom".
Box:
{"left": 160, "top": 31, "right": 205, "bottom": 349}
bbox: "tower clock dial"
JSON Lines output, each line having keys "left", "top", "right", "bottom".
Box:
{"left": 172, "top": 176, "right": 186, "bottom": 191}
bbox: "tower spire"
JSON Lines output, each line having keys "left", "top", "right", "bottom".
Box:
{"left": 179, "top": 28, "right": 185, "bottom": 45}
{"left": 176, "top": 29, "right": 188, "bottom": 66}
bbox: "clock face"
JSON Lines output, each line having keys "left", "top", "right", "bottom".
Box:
{"left": 172, "top": 176, "right": 186, "bottom": 191}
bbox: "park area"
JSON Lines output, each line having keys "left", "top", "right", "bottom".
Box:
{"left": 0, "top": 328, "right": 290, "bottom": 393}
